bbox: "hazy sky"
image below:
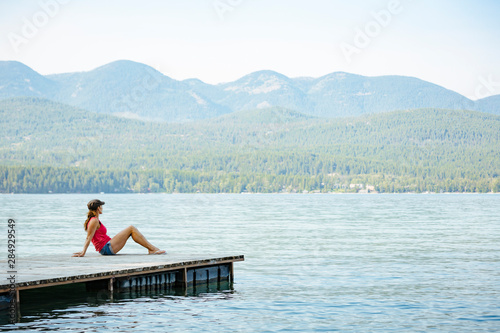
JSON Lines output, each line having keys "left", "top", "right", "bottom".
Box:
{"left": 1, "top": 0, "right": 499, "bottom": 99}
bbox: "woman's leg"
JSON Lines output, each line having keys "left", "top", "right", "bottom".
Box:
{"left": 109, "top": 225, "right": 163, "bottom": 254}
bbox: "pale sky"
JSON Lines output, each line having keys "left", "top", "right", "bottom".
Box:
{"left": 1, "top": 0, "right": 499, "bottom": 99}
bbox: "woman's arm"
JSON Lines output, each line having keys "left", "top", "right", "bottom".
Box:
{"left": 72, "top": 218, "right": 99, "bottom": 257}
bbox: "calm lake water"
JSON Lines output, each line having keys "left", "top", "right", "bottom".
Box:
{"left": 1, "top": 194, "right": 499, "bottom": 332}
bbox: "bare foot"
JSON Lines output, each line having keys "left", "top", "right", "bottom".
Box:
{"left": 148, "top": 249, "right": 166, "bottom": 255}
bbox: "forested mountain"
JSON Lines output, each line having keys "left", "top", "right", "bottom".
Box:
{"left": 0, "top": 61, "right": 59, "bottom": 99}
{"left": 49, "top": 60, "right": 231, "bottom": 122}
{"left": 476, "top": 94, "right": 500, "bottom": 114}
{"left": 215, "top": 70, "right": 314, "bottom": 113}
{"left": 1, "top": 97, "right": 499, "bottom": 193}
{"left": 304, "top": 73, "right": 475, "bottom": 117}
{"left": 0, "top": 60, "right": 498, "bottom": 121}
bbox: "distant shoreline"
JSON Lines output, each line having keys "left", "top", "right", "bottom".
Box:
{"left": 1, "top": 191, "right": 498, "bottom": 195}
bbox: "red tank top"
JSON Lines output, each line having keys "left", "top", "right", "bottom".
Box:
{"left": 91, "top": 219, "right": 111, "bottom": 252}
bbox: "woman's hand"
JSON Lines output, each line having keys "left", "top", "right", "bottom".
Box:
{"left": 72, "top": 251, "right": 85, "bottom": 257}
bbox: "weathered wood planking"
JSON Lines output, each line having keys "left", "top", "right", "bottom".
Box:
{"left": 0, "top": 253, "right": 244, "bottom": 293}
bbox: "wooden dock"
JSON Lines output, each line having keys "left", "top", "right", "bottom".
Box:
{"left": 1, "top": 253, "right": 244, "bottom": 308}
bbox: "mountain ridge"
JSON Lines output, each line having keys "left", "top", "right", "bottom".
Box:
{"left": 0, "top": 60, "right": 498, "bottom": 122}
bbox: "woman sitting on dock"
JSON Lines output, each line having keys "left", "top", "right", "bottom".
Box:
{"left": 73, "top": 199, "right": 166, "bottom": 257}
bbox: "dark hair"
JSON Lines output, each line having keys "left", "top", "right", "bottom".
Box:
{"left": 84, "top": 210, "right": 98, "bottom": 231}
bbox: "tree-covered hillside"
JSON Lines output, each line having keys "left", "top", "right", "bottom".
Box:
{"left": 1, "top": 97, "right": 499, "bottom": 193}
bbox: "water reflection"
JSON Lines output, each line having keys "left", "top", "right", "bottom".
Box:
{"left": 0, "top": 281, "right": 233, "bottom": 326}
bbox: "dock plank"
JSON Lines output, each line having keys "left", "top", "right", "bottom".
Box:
{"left": 0, "top": 253, "right": 244, "bottom": 292}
